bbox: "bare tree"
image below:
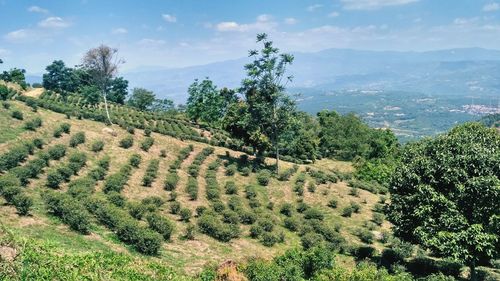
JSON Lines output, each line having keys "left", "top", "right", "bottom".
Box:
{"left": 82, "top": 45, "right": 123, "bottom": 125}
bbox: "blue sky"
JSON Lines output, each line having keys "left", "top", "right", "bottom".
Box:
{"left": 1, "top": 0, "right": 500, "bottom": 74}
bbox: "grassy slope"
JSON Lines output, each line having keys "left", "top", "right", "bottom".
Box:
{"left": 0, "top": 99, "right": 389, "bottom": 277}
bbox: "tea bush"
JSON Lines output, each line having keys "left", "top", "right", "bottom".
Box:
{"left": 119, "top": 136, "right": 134, "bottom": 149}
{"left": 69, "top": 132, "right": 86, "bottom": 147}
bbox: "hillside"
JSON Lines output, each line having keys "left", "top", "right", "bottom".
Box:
{"left": 0, "top": 86, "right": 391, "bottom": 277}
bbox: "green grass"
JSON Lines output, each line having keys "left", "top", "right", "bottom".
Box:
{"left": 0, "top": 105, "right": 27, "bottom": 144}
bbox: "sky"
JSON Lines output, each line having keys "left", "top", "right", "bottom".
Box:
{"left": 1, "top": 0, "right": 500, "bottom": 74}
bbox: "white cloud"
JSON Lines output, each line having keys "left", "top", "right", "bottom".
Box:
{"left": 111, "top": 27, "right": 128, "bottom": 34}
{"left": 257, "top": 14, "right": 272, "bottom": 22}
{"left": 341, "top": 0, "right": 419, "bottom": 10}
{"left": 216, "top": 22, "right": 240, "bottom": 31}
{"left": 328, "top": 11, "right": 340, "bottom": 17}
{"left": 284, "top": 18, "right": 298, "bottom": 25}
{"left": 28, "top": 5, "right": 48, "bottom": 14}
{"left": 162, "top": 14, "right": 177, "bottom": 23}
{"left": 307, "top": 4, "right": 323, "bottom": 12}
{"left": 4, "top": 29, "right": 30, "bottom": 42}
{"left": 215, "top": 16, "right": 277, "bottom": 32}
{"left": 38, "top": 17, "right": 70, "bottom": 28}
{"left": 483, "top": 2, "right": 500, "bottom": 12}
{"left": 453, "top": 17, "right": 478, "bottom": 25}
{"left": 138, "top": 38, "right": 166, "bottom": 48}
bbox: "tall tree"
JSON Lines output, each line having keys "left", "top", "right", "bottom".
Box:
{"left": 387, "top": 123, "right": 500, "bottom": 281}
{"left": 238, "top": 33, "right": 295, "bottom": 173}
{"left": 0, "top": 68, "right": 28, "bottom": 89}
{"left": 82, "top": 45, "right": 123, "bottom": 124}
{"left": 151, "top": 98, "right": 175, "bottom": 112}
{"left": 107, "top": 76, "right": 128, "bottom": 104}
{"left": 42, "top": 60, "right": 78, "bottom": 98}
{"left": 186, "top": 78, "right": 236, "bottom": 126}
{"left": 127, "top": 87, "right": 156, "bottom": 111}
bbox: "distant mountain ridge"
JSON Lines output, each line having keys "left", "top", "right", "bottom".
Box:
{"left": 121, "top": 47, "right": 500, "bottom": 104}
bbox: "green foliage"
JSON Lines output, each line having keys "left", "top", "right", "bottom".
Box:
{"left": 317, "top": 110, "right": 398, "bottom": 161}
{"left": 47, "top": 144, "right": 67, "bottom": 160}
{"left": 180, "top": 208, "right": 192, "bottom": 222}
{"left": 142, "top": 159, "right": 160, "bottom": 187}
{"left": 164, "top": 171, "right": 180, "bottom": 191}
{"left": 23, "top": 117, "right": 43, "bottom": 131}
{"left": 186, "top": 78, "right": 236, "bottom": 126}
{"left": 303, "top": 208, "right": 324, "bottom": 221}
{"left": 183, "top": 177, "right": 198, "bottom": 201}
{"left": 223, "top": 33, "right": 296, "bottom": 165}
{"left": 1, "top": 68, "right": 28, "bottom": 89}
{"left": 140, "top": 137, "right": 154, "bottom": 151}
{"left": 197, "top": 211, "right": 239, "bottom": 242}
{"left": 91, "top": 140, "right": 105, "bottom": 152}
{"left": 69, "top": 132, "right": 86, "bottom": 147}
{"left": 224, "top": 180, "right": 238, "bottom": 195}
{"left": 257, "top": 170, "right": 271, "bottom": 186}
{"left": 12, "top": 193, "right": 33, "bottom": 216}
{"left": 388, "top": 123, "right": 500, "bottom": 273}
{"left": 119, "top": 135, "right": 134, "bottom": 149}
{"left": 43, "top": 191, "right": 92, "bottom": 234}
{"left": 127, "top": 87, "right": 156, "bottom": 111}
{"left": 146, "top": 213, "right": 174, "bottom": 241}
{"left": 225, "top": 164, "right": 237, "bottom": 176}
{"left": 129, "top": 153, "right": 142, "bottom": 167}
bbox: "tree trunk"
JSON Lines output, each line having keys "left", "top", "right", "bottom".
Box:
{"left": 102, "top": 91, "right": 113, "bottom": 125}
{"left": 275, "top": 146, "right": 279, "bottom": 175}
{"left": 470, "top": 261, "right": 477, "bottom": 281}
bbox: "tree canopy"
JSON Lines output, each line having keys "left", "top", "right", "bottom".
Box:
{"left": 127, "top": 87, "right": 156, "bottom": 111}
{"left": 387, "top": 122, "right": 500, "bottom": 280}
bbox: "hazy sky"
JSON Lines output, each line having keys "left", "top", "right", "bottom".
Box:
{"left": 1, "top": 0, "right": 500, "bottom": 74}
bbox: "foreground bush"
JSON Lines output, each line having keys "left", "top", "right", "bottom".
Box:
{"left": 69, "top": 132, "right": 86, "bottom": 147}
{"left": 146, "top": 213, "right": 175, "bottom": 241}
{"left": 43, "top": 191, "right": 92, "bottom": 234}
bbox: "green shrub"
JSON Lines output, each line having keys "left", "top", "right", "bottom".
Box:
{"left": 278, "top": 166, "right": 297, "bottom": 181}
{"left": 53, "top": 127, "right": 64, "bottom": 138}
{"left": 257, "top": 218, "right": 274, "bottom": 232}
{"left": 106, "top": 191, "right": 125, "bottom": 207}
{"left": 296, "top": 202, "right": 309, "bottom": 213}
{"left": 12, "top": 193, "right": 33, "bottom": 215}
{"left": 144, "top": 128, "right": 152, "bottom": 137}
{"left": 327, "top": 198, "right": 338, "bottom": 209}
{"left": 225, "top": 164, "right": 237, "bottom": 176}
{"left": 301, "top": 232, "right": 324, "bottom": 249}
{"left": 307, "top": 182, "right": 316, "bottom": 193}
{"left": 46, "top": 170, "right": 64, "bottom": 189}
{"left": 256, "top": 170, "right": 271, "bottom": 186}
{"left": 146, "top": 213, "right": 174, "bottom": 241}
{"left": 67, "top": 177, "right": 96, "bottom": 199}
{"left": 225, "top": 181, "right": 238, "bottom": 195}
{"left": 186, "top": 177, "right": 198, "bottom": 200}
{"left": 24, "top": 118, "right": 42, "bottom": 131}
{"left": 128, "top": 154, "right": 142, "bottom": 168}
{"left": 164, "top": 172, "right": 179, "bottom": 191}
{"left": 184, "top": 223, "right": 196, "bottom": 240}
{"left": 240, "top": 167, "right": 251, "bottom": 176}
{"left": 303, "top": 208, "right": 324, "bottom": 220}
{"left": 47, "top": 144, "right": 66, "bottom": 160}
{"left": 0, "top": 144, "right": 32, "bottom": 172}
{"left": 197, "top": 212, "right": 239, "bottom": 242}
{"left": 119, "top": 136, "right": 134, "bottom": 149}
{"left": 350, "top": 201, "right": 361, "bottom": 213}
{"left": 355, "top": 228, "right": 374, "bottom": 244}
{"left": 180, "top": 208, "right": 192, "bottom": 222}
{"left": 372, "top": 212, "right": 385, "bottom": 226}
{"left": 142, "top": 159, "right": 160, "bottom": 187}
{"left": 11, "top": 110, "right": 23, "bottom": 120}
{"left": 140, "top": 137, "right": 154, "bottom": 151}
{"left": 250, "top": 224, "right": 264, "bottom": 238}
{"left": 196, "top": 206, "right": 207, "bottom": 217}
{"left": 244, "top": 185, "right": 257, "bottom": 199}
{"left": 260, "top": 232, "right": 281, "bottom": 247}
{"left": 280, "top": 203, "right": 294, "bottom": 217}
{"left": 43, "top": 191, "right": 92, "bottom": 234}
{"left": 134, "top": 228, "right": 162, "bottom": 255}
{"left": 60, "top": 123, "right": 71, "bottom": 133}
{"left": 91, "top": 140, "right": 105, "bottom": 152}
{"left": 341, "top": 206, "right": 353, "bottom": 217}
{"left": 169, "top": 201, "right": 181, "bottom": 214}
{"left": 69, "top": 132, "right": 85, "bottom": 147}
{"left": 284, "top": 216, "right": 301, "bottom": 232}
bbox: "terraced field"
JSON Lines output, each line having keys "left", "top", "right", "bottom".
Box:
{"left": 0, "top": 92, "right": 391, "bottom": 276}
